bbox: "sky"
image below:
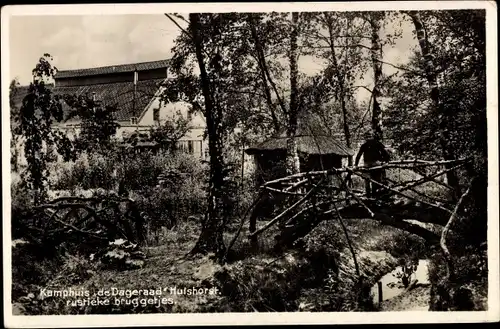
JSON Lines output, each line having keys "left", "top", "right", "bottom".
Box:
{"left": 9, "top": 14, "right": 182, "bottom": 85}
{"left": 8, "top": 13, "right": 418, "bottom": 102}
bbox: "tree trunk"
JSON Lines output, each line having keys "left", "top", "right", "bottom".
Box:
{"left": 286, "top": 12, "right": 301, "bottom": 175}
{"left": 189, "top": 13, "right": 226, "bottom": 259}
{"left": 248, "top": 14, "right": 282, "bottom": 134}
{"left": 408, "top": 11, "right": 461, "bottom": 200}
{"left": 369, "top": 14, "right": 384, "bottom": 141}
{"left": 341, "top": 97, "right": 353, "bottom": 166}
{"left": 11, "top": 133, "right": 19, "bottom": 172}
{"left": 325, "top": 13, "right": 353, "bottom": 165}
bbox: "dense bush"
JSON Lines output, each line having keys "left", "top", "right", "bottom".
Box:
{"left": 373, "top": 230, "right": 428, "bottom": 260}
{"left": 11, "top": 176, "right": 36, "bottom": 239}
{"left": 132, "top": 183, "right": 206, "bottom": 243}
{"left": 50, "top": 150, "right": 208, "bottom": 191}
{"left": 50, "top": 151, "right": 116, "bottom": 190}
{"left": 127, "top": 152, "right": 208, "bottom": 243}
{"left": 117, "top": 151, "right": 172, "bottom": 191}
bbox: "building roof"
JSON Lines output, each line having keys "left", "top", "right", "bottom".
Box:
{"left": 54, "top": 59, "right": 169, "bottom": 79}
{"left": 10, "top": 58, "right": 170, "bottom": 123}
{"left": 9, "top": 80, "right": 164, "bottom": 123}
{"left": 245, "top": 134, "right": 354, "bottom": 157}
{"left": 52, "top": 78, "right": 165, "bottom": 122}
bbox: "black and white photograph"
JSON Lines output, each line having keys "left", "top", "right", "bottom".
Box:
{"left": 2, "top": 2, "right": 498, "bottom": 326}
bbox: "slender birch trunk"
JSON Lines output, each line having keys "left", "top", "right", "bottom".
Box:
{"left": 248, "top": 14, "right": 282, "bottom": 134}
{"left": 325, "top": 12, "right": 353, "bottom": 165}
{"left": 287, "top": 12, "right": 301, "bottom": 175}
{"left": 369, "top": 14, "right": 384, "bottom": 141}
{"left": 408, "top": 11, "right": 461, "bottom": 200}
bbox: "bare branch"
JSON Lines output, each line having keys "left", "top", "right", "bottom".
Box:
{"left": 348, "top": 169, "right": 453, "bottom": 214}
{"left": 223, "top": 191, "right": 266, "bottom": 262}
{"left": 333, "top": 202, "right": 361, "bottom": 278}
{"left": 441, "top": 179, "right": 474, "bottom": 281}
{"left": 352, "top": 85, "right": 373, "bottom": 94}
{"left": 373, "top": 58, "right": 425, "bottom": 76}
{"left": 52, "top": 216, "right": 108, "bottom": 240}
{"left": 249, "top": 178, "right": 326, "bottom": 238}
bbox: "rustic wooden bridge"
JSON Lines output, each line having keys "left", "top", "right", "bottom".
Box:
{"left": 234, "top": 158, "right": 473, "bottom": 254}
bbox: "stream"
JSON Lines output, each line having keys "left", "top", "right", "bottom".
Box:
{"left": 371, "top": 259, "right": 430, "bottom": 307}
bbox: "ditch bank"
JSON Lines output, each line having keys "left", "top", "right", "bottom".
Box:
{"left": 372, "top": 259, "right": 431, "bottom": 311}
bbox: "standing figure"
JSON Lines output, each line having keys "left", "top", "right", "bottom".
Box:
{"left": 354, "top": 131, "right": 390, "bottom": 198}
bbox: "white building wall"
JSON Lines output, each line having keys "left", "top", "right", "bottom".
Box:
{"left": 139, "top": 98, "right": 206, "bottom": 129}
{"left": 49, "top": 96, "right": 209, "bottom": 159}
{"left": 138, "top": 98, "right": 207, "bottom": 159}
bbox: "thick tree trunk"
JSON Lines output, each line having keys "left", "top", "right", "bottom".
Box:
{"left": 189, "top": 13, "right": 226, "bottom": 259}
{"left": 286, "top": 12, "right": 301, "bottom": 175}
{"left": 369, "top": 15, "right": 384, "bottom": 141}
{"left": 408, "top": 11, "right": 461, "bottom": 200}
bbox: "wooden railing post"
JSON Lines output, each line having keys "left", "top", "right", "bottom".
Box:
{"left": 377, "top": 281, "right": 383, "bottom": 307}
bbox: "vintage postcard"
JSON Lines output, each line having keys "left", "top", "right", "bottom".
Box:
{"left": 2, "top": 1, "right": 498, "bottom": 327}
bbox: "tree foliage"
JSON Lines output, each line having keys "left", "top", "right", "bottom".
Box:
{"left": 385, "top": 10, "right": 486, "bottom": 170}
{"left": 148, "top": 109, "right": 191, "bottom": 153}
{"left": 62, "top": 94, "right": 120, "bottom": 153}
{"left": 14, "top": 54, "right": 73, "bottom": 204}
{"left": 384, "top": 10, "right": 487, "bottom": 249}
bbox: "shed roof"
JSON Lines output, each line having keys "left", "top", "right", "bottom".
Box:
{"left": 245, "top": 134, "right": 354, "bottom": 157}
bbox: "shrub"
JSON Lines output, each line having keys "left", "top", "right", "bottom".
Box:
{"left": 115, "top": 151, "right": 164, "bottom": 191}
{"left": 212, "top": 255, "right": 308, "bottom": 312}
{"left": 50, "top": 151, "right": 116, "bottom": 190}
{"left": 126, "top": 153, "right": 207, "bottom": 244}
{"left": 11, "top": 178, "right": 36, "bottom": 239}
{"left": 383, "top": 231, "right": 427, "bottom": 259}
{"left": 51, "top": 149, "right": 207, "bottom": 192}
{"left": 11, "top": 241, "right": 98, "bottom": 315}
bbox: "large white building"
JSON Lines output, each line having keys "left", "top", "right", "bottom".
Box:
{"left": 11, "top": 59, "right": 208, "bottom": 163}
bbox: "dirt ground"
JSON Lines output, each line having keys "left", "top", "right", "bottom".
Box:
{"left": 379, "top": 285, "right": 431, "bottom": 311}
{"left": 13, "top": 216, "right": 435, "bottom": 314}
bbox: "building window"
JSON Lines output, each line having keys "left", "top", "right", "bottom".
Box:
{"left": 177, "top": 141, "right": 186, "bottom": 153}
{"left": 176, "top": 140, "right": 196, "bottom": 154}
{"left": 153, "top": 108, "right": 160, "bottom": 122}
{"left": 130, "top": 117, "right": 138, "bottom": 125}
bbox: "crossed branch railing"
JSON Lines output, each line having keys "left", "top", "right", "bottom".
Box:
{"left": 28, "top": 195, "right": 146, "bottom": 246}
{"left": 245, "top": 158, "right": 471, "bottom": 243}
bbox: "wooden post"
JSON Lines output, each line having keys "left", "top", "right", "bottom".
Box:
{"left": 377, "top": 281, "right": 383, "bottom": 307}
{"left": 241, "top": 144, "right": 245, "bottom": 189}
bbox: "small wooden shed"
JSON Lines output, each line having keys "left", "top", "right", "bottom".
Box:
{"left": 245, "top": 133, "right": 354, "bottom": 186}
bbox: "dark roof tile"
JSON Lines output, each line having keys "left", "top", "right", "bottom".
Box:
{"left": 52, "top": 78, "right": 164, "bottom": 122}
{"left": 10, "top": 79, "right": 164, "bottom": 123}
